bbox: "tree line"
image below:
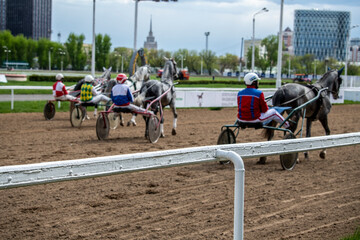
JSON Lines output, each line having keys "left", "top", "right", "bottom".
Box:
{"left": 0, "top": 30, "right": 359, "bottom": 76}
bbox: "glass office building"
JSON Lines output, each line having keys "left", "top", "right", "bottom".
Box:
{"left": 294, "top": 9, "right": 350, "bottom": 61}
{"left": 3, "top": 0, "right": 52, "bottom": 40}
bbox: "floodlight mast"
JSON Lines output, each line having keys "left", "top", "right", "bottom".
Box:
{"left": 251, "top": 7, "right": 269, "bottom": 73}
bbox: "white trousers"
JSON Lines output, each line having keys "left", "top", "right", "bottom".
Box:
{"left": 89, "top": 94, "right": 111, "bottom": 105}
{"left": 238, "top": 108, "right": 288, "bottom": 127}
{"left": 54, "top": 95, "right": 77, "bottom": 101}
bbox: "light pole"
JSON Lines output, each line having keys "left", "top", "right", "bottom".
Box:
{"left": 251, "top": 7, "right": 269, "bottom": 73}
{"left": 275, "top": 0, "right": 284, "bottom": 88}
{"left": 91, "top": 0, "right": 96, "bottom": 77}
{"left": 3, "top": 47, "right": 11, "bottom": 69}
{"left": 313, "top": 59, "right": 317, "bottom": 80}
{"left": 179, "top": 54, "right": 185, "bottom": 70}
{"left": 114, "top": 53, "right": 119, "bottom": 73}
{"left": 239, "top": 37, "right": 244, "bottom": 81}
{"left": 48, "top": 47, "right": 53, "bottom": 71}
{"left": 205, "top": 32, "right": 210, "bottom": 52}
{"left": 345, "top": 24, "right": 359, "bottom": 83}
{"left": 133, "top": 0, "right": 177, "bottom": 51}
{"left": 59, "top": 50, "right": 66, "bottom": 71}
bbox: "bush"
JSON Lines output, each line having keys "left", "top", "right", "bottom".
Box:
{"left": 29, "top": 75, "right": 85, "bottom": 82}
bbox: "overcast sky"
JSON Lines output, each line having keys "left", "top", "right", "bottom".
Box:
{"left": 52, "top": 0, "right": 360, "bottom": 56}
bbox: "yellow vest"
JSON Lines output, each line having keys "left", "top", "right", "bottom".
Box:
{"left": 80, "top": 83, "right": 93, "bottom": 101}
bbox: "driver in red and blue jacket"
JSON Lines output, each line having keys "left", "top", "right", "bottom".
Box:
{"left": 237, "top": 73, "right": 289, "bottom": 128}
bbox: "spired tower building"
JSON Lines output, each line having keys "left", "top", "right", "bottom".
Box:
{"left": 144, "top": 16, "right": 157, "bottom": 50}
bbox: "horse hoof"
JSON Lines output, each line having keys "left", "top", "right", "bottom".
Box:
{"left": 120, "top": 122, "right": 124, "bottom": 127}
{"left": 319, "top": 151, "right": 326, "bottom": 159}
{"left": 296, "top": 158, "right": 301, "bottom": 164}
{"left": 132, "top": 122, "right": 137, "bottom": 126}
{"left": 172, "top": 129, "right": 176, "bottom": 135}
{"left": 160, "top": 134, "right": 165, "bottom": 138}
{"left": 257, "top": 157, "right": 266, "bottom": 165}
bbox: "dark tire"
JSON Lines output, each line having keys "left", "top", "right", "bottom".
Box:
{"left": 70, "top": 106, "right": 84, "bottom": 128}
{"left": 96, "top": 114, "right": 110, "bottom": 140}
{"left": 217, "top": 128, "right": 236, "bottom": 164}
{"left": 147, "top": 115, "right": 161, "bottom": 143}
{"left": 44, "top": 102, "right": 56, "bottom": 120}
{"left": 217, "top": 128, "right": 236, "bottom": 145}
{"left": 280, "top": 133, "right": 298, "bottom": 170}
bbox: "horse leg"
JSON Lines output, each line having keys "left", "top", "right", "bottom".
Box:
{"left": 303, "top": 119, "right": 313, "bottom": 161}
{"left": 258, "top": 121, "right": 277, "bottom": 164}
{"left": 171, "top": 105, "right": 178, "bottom": 135}
{"left": 127, "top": 113, "right": 137, "bottom": 126}
{"left": 119, "top": 113, "right": 124, "bottom": 127}
{"left": 319, "top": 116, "right": 330, "bottom": 159}
{"left": 94, "top": 106, "right": 97, "bottom": 117}
{"left": 159, "top": 107, "right": 165, "bottom": 138}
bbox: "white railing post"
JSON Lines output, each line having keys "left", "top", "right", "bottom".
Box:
{"left": 216, "top": 149, "right": 245, "bottom": 240}
{"left": 11, "top": 89, "right": 14, "bottom": 110}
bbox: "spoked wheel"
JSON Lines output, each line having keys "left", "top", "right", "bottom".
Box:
{"left": 44, "top": 102, "right": 56, "bottom": 120}
{"left": 70, "top": 106, "right": 85, "bottom": 128}
{"left": 280, "top": 133, "right": 298, "bottom": 170}
{"left": 108, "top": 112, "right": 120, "bottom": 130}
{"left": 147, "top": 115, "right": 161, "bottom": 143}
{"left": 69, "top": 101, "right": 76, "bottom": 119}
{"left": 96, "top": 114, "right": 110, "bottom": 140}
{"left": 217, "top": 128, "right": 236, "bottom": 164}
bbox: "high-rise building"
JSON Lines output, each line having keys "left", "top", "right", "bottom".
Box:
{"left": 2, "top": 0, "right": 52, "bottom": 40}
{"left": 293, "top": 9, "right": 350, "bottom": 61}
{"left": 144, "top": 16, "right": 157, "bottom": 50}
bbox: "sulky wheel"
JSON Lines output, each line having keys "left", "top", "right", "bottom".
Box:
{"left": 147, "top": 115, "right": 161, "bottom": 143}
{"left": 280, "top": 133, "right": 298, "bottom": 170}
{"left": 96, "top": 114, "right": 110, "bottom": 140}
{"left": 44, "top": 102, "right": 56, "bottom": 120}
{"left": 108, "top": 112, "right": 120, "bottom": 130}
{"left": 217, "top": 128, "right": 236, "bottom": 164}
{"left": 70, "top": 106, "right": 84, "bottom": 128}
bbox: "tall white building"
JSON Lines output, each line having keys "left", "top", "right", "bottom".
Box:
{"left": 144, "top": 16, "right": 157, "bottom": 50}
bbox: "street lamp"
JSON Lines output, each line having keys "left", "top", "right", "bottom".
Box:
{"left": 205, "top": 32, "right": 210, "bottom": 52}
{"left": 3, "top": 46, "right": 11, "bottom": 69}
{"left": 251, "top": 7, "right": 269, "bottom": 73}
{"left": 345, "top": 24, "right": 359, "bottom": 83}
{"left": 91, "top": 0, "right": 96, "bottom": 77}
{"left": 313, "top": 59, "right": 318, "bottom": 80}
{"left": 276, "top": 0, "right": 284, "bottom": 88}
{"left": 179, "top": 54, "right": 185, "bottom": 70}
{"left": 48, "top": 47, "right": 53, "bottom": 71}
{"left": 58, "top": 50, "right": 66, "bottom": 71}
{"left": 133, "top": 0, "right": 177, "bottom": 51}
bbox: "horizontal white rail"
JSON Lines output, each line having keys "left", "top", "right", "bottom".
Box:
{"left": 1, "top": 132, "right": 359, "bottom": 190}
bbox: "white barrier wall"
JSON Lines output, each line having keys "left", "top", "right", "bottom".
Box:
{"left": 175, "top": 88, "right": 345, "bottom": 108}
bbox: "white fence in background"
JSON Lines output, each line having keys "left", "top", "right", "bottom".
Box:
{"left": 1, "top": 132, "right": 360, "bottom": 240}
{"left": 1, "top": 85, "right": 359, "bottom": 110}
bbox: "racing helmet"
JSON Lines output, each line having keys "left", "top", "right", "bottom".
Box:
{"left": 85, "top": 75, "right": 94, "bottom": 83}
{"left": 55, "top": 73, "right": 64, "bottom": 81}
{"left": 244, "top": 72, "right": 261, "bottom": 85}
{"left": 116, "top": 73, "right": 127, "bottom": 84}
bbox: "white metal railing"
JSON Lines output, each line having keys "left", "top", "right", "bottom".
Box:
{"left": 0, "top": 86, "right": 52, "bottom": 109}
{"left": 1, "top": 132, "right": 360, "bottom": 240}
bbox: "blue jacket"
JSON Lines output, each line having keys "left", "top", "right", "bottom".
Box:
{"left": 111, "top": 84, "right": 134, "bottom": 106}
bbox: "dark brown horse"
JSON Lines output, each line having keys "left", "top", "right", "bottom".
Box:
{"left": 261, "top": 68, "right": 343, "bottom": 164}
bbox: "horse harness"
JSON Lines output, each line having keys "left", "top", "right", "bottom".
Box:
{"left": 279, "top": 84, "right": 325, "bottom": 121}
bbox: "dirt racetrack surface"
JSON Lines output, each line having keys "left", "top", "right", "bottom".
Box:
{"left": 0, "top": 105, "right": 359, "bottom": 239}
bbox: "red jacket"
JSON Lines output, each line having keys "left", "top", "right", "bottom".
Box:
{"left": 237, "top": 86, "right": 268, "bottom": 120}
{"left": 53, "top": 81, "right": 68, "bottom": 97}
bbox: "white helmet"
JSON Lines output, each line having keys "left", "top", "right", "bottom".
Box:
{"left": 244, "top": 73, "right": 261, "bottom": 85}
{"left": 55, "top": 73, "right": 64, "bottom": 81}
{"left": 85, "top": 75, "right": 94, "bottom": 83}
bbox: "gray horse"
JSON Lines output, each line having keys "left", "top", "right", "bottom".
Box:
{"left": 134, "top": 58, "right": 178, "bottom": 138}
{"left": 261, "top": 68, "right": 344, "bottom": 164}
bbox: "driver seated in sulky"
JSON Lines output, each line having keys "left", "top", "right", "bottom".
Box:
{"left": 111, "top": 73, "right": 152, "bottom": 115}
{"left": 53, "top": 73, "right": 77, "bottom": 101}
{"left": 237, "top": 72, "right": 289, "bottom": 128}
